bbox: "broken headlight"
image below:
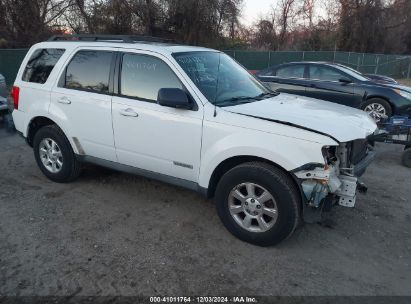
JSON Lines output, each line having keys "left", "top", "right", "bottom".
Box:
{"left": 321, "top": 146, "right": 337, "bottom": 165}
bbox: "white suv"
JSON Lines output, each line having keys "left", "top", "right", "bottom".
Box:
{"left": 12, "top": 35, "right": 377, "bottom": 246}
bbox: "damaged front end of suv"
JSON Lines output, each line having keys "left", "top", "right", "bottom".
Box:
{"left": 293, "top": 138, "right": 377, "bottom": 221}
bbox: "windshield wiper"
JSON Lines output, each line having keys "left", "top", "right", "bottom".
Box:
{"left": 216, "top": 96, "right": 258, "bottom": 107}
{"left": 216, "top": 91, "right": 279, "bottom": 107}
{"left": 254, "top": 92, "right": 279, "bottom": 99}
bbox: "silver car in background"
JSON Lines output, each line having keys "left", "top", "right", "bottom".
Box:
{"left": 0, "top": 73, "right": 8, "bottom": 114}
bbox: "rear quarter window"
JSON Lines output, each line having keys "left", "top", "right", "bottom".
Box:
{"left": 22, "top": 48, "right": 65, "bottom": 84}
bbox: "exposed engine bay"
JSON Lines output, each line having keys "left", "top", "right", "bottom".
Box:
{"left": 294, "top": 139, "right": 377, "bottom": 213}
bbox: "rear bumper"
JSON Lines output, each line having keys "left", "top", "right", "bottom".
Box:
{"left": 11, "top": 110, "right": 26, "bottom": 136}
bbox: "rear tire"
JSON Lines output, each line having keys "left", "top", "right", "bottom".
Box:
{"left": 215, "top": 162, "right": 301, "bottom": 246}
{"left": 33, "top": 125, "right": 81, "bottom": 183}
{"left": 361, "top": 98, "right": 392, "bottom": 122}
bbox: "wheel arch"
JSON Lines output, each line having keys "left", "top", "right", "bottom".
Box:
{"left": 27, "top": 116, "right": 57, "bottom": 146}
{"left": 363, "top": 95, "right": 395, "bottom": 113}
{"left": 205, "top": 155, "right": 304, "bottom": 204}
{"left": 26, "top": 116, "right": 78, "bottom": 154}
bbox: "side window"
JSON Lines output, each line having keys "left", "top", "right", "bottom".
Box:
{"left": 258, "top": 68, "right": 275, "bottom": 76}
{"left": 310, "top": 66, "right": 345, "bottom": 82}
{"left": 64, "top": 50, "right": 113, "bottom": 93}
{"left": 276, "top": 65, "right": 305, "bottom": 79}
{"left": 22, "top": 49, "right": 65, "bottom": 84}
{"left": 120, "top": 53, "right": 183, "bottom": 101}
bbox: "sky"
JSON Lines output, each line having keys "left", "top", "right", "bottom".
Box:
{"left": 241, "top": 0, "right": 276, "bottom": 26}
{"left": 241, "top": 0, "right": 327, "bottom": 27}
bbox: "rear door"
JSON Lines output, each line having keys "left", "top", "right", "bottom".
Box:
{"left": 49, "top": 47, "right": 117, "bottom": 162}
{"left": 258, "top": 64, "right": 310, "bottom": 96}
{"left": 306, "top": 64, "right": 359, "bottom": 107}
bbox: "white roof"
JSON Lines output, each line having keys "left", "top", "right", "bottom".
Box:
{"left": 33, "top": 41, "right": 217, "bottom": 56}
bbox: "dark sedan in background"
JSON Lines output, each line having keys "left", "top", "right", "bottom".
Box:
{"left": 256, "top": 62, "right": 411, "bottom": 121}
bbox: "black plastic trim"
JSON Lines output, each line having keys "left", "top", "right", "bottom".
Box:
{"left": 353, "top": 149, "right": 377, "bottom": 176}
{"left": 76, "top": 155, "right": 206, "bottom": 195}
{"left": 113, "top": 51, "right": 121, "bottom": 95}
{"left": 291, "top": 162, "right": 325, "bottom": 173}
{"left": 108, "top": 52, "right": 118, "bottom": 94}
{"left": 48, "top": 34, "right": 175, "bottom": 44}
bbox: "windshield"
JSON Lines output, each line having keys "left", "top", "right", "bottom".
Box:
{"left": 173, "top": 52, "right": 274, "bottom": 106}
{"left": 336, "top": 65, "right": 369, "bottom": 81}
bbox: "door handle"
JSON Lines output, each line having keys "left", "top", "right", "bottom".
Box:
{"left": 57, "top": 97, "right": 71, "bottom": 104}
{"left": 119, "top": 108, "right": 138, "bottom": 117}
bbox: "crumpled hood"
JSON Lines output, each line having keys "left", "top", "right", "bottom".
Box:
{"left": 224, "top": 93, "right": 377, "bottom": 143}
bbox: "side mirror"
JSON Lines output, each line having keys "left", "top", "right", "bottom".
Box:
{"left": 339, "top": 77, "right": 352, "bottom": 84}
{"left": 157, "top": 88, "right": 192, "bottom": 110}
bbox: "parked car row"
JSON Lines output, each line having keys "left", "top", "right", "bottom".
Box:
{"left": 256, "top": 62, "right": 411, "bottom": 122}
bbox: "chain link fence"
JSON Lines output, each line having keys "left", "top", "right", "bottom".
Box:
{"left": 0, "top": 49, "right": 410, "bottom": 87}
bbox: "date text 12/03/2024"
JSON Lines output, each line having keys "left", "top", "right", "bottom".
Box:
{"left": 149, "top": 296, "right": 258, "bottom": 303}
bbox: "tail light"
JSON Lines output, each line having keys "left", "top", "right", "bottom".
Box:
{"left": 11, "top": 86, "right": 20, "bottom": 110}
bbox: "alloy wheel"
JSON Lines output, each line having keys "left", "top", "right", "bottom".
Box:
{"left": 228, "top": 182, "right": 278, "bottom": 233}
{"left": 39, "top": 138, "right": 63, "bottom": 173}
{"left": 364, "top": 103, "right": 387, "bottom": 122}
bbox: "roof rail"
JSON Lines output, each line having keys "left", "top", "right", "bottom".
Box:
{"left": 48, "top": 34, "right": 175, "bottom": 44}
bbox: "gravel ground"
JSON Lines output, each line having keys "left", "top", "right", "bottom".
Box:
{"left": 0, "top": 119, "right": 410, "bottom": 297}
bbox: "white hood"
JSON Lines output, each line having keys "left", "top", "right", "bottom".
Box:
{"left": 224, "top": 93, "right": 377, "bottom": 143}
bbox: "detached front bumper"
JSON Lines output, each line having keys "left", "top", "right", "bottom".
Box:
{"left": 353, "top": 148, "right": 377, "bottom": 176}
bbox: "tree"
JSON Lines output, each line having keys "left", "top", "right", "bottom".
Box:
{"left": 251, "top": 18, "right": 277, "bottom": 50}
{"left": 277, "top": 0, "right": 297, "bottom": 49}
{"left": 0, "top": 0, "right": 410, "bottom": 54}
{"left": 0, "top": 0, "right": 74, "bottom": 47}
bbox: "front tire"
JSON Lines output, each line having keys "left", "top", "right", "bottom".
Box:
{"left": 215, "top": 162, "right": 301, "bottom": 246}
{"left": 33, "top": 125, "right": 81, "bottom": 183}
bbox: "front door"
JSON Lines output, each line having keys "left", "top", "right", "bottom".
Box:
{"left": 111, "top": 52, "right": 203, "bottom": 182}
{"left": 306, "top": 64, "right": 359, "bottom": 108}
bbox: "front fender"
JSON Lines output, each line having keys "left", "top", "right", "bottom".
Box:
{"left": 198, "top": 127, "right": 333, "bottom": 189}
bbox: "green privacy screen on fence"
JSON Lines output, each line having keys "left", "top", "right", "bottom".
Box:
{"left": 0, "top": 49, "right": 28, "bottom": 86}
{"left": 0, "top": 48, "right": 410, "bottom": 86}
